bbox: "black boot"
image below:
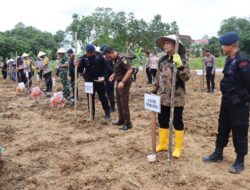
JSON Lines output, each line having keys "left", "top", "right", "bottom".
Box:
{"left": 104, "top": 110, "right": 111, "bottom": 121}
{"left": 229, "top": 154, "right": 245, "bottom": 174}
{"left": 112, "top": 120, "right": 124, "bottom": 126}
{"left": 119, "top": 123, "right": 133, "bottom": 131}
{"left": 203, "top": 147, "right": 223, "bottom": 162}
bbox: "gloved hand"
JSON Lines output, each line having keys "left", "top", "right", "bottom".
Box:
{"left": 173, "top": 54, "right": 183, "bottom": 68}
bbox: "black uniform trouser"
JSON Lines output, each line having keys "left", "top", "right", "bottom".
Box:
{"left": 131, "top": 68, "right": 139, "bottom": 81}
{"left": 206, "top": 67, "right": 215, "bottom": 91}
{"left": 150, "top": 69, "right": 157, "bottom": 82}
{"left": 70, "top": 74, "right": 78, "bottom": 98}
{"left": 105, "top": 80, "right": 115, "bottom": 109}
{"left": 87, "top": 82, "right": 110, "bottom": 117}
{"left": 2, "top": 70, "right": 7, "bottom": 79}
{"left": 146, "top": 67, "right": 152, "bottom": 84}
{"left": 17, "top": 70, "right": 27, "bottom": 83}
{"left": 43, "top": 72, "right": 52, "bottom": 92}
{"left": 116, "top": 81, "right": 131, "bottom": 125}
{"left": 216, "top": 97, "right": 249, "bottom": 156}
{"left": 158, "top": 106, "right": 184, "bottom": 131}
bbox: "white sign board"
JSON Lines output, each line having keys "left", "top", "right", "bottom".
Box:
{"left": 85, "top": 82, "right": 94, "bottom": 94}
{"left": 196, "top": 69, "right": 203, "bottom": 76}
{"left": 144, "top": 94, "right": 161, "bottom": 113}
{"left": 139, "top": 66, "right": 143, "bottom": 71}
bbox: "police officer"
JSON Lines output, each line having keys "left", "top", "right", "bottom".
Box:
{"left": 204, "top": 49, "right": 216, "bottom": 93}
{"left": 103, "top": 47, "right": 133, "bottom": 130}
{"left": 100, "top": 45, "right": 116, "bottom": 112}
{"left": 57, "top": 48, "right": 70, "bottom": 98}
{"left": 77, "top": 44, "right": 110, "bottom": 120}
{"left": 203, "top": 32, "right": 250, "bottom": 174}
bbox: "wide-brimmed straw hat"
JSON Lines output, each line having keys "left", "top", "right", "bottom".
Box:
{"left": 37, "top": 51, "right": 46, "bottom": 57}
{"left": 156, "top": 34, "right": 186, "bottom": 54}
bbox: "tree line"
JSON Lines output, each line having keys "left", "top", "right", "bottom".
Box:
{"left": 0, "top": 7, "right": 250, "bottom": 60}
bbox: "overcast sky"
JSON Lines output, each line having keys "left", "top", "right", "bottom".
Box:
{"left": 0, "top": 0, "right": 249, "bottom": 39}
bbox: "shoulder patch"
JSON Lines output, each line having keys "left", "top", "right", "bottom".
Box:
{"left": 239, "top": 61, "right": 248, "bottom": 68}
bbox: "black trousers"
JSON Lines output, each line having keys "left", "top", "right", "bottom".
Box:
{"left": 150, "top": 69, "right": 157, "bottom": 82}
{"left": 146, "top": 67, "right": 152, "bottom": 84}
{"left": 43, "top": 72, "right": 52, "bottom": 92}
{"left": 105, "top": 80, "right": 115, "bottom": 109}
{"left": 87, "top": 82, "right": 110, "bottom": 117}
{"left": 216, "top": 97, "right": 249, "bottom": 155}
{"left": 206, "top": 67, "right": 215, "bottom": 91}
{"left": 70, "top": 74, "right": 78, "bottom": 98}
{"left": 2, "top": 70, "right": 7, "bottom": 79}
{"left": 17, "top": 70, "right": 27, "bottom": 83}
{"left": 158, "top": 106, "right": 184, "bottom": 131}
{"left": 116, "top": 81, "right": 131, "bottom": 124}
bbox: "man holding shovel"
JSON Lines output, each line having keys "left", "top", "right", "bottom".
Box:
{"left": 152, "top": 35, "right": 190, "bottom": 158}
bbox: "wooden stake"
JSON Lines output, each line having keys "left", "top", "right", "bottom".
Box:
{"left": 74, "top": 32, "right": 78, "bottom": 123}
{"left": 150, "top": 112, "right": 157, "bottom": 154}
{"left": 168, "top": 32, "right": 180, "bottom": 165}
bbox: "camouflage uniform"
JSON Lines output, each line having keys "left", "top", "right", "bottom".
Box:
{"left": 59, "top": 56, "right": 69, "bottom": 97}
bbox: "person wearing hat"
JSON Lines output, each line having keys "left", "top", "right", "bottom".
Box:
{"left": 203, "top": 32, "right": 250, "bottom": 174}
{"left": 103, "top": 46, "right": 133, "bottom": 130}
{"left": 100, "top": 44, "right": 116, "bottom": 112}
{"left": 152, "top": 35, "right": 190, "bottom": 158}
{"left": 16, "top": 56, "right": 27, "bottom": 83}
{"left": 22, "top": 53, "right": 33, "bottom": 89}
{"left": 57, "top": 48, "right": 70, "bottom": 98}
{"left": 67, "top": 48, "right": 78, "bottom": 99}
{"left": 76, "top": 44, "right": 110, "bottom": 120}
{"left": 204, "top": 49, "right": 216, "bottom": 93}
{"left": 38, "top": 51, "right": 53, "bottom": 97}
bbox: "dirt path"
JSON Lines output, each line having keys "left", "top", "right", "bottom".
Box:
{"left": 0, "top": 72, "right": 249, "bottom": 190}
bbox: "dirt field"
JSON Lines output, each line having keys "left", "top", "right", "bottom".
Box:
{"left": 0, "top": 71, "right": 250, "bottom": 190}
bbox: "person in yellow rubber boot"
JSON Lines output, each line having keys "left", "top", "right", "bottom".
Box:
{"left": 152, "top": 35, "right": 190, "bottom": 158}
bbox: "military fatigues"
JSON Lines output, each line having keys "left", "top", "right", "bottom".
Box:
{"left": 216, "top": 52, "right": 250, "bottom": 156}
{"left": 58, "top": 56, "right": 69, "bottom": 97}
{"left": 114, "top": 54, "right": 132, "bottom": 125}
{"left": 78, "top": 52, "right": 110, "bottom": 117}
{"left": 152, "top": 55, "right": 190, "bottom": 130}
{"left": 68, "top": 55, "right": 78, "bottom": 98}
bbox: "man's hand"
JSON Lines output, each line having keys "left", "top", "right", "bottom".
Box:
{"left": 118, "top": 81, "right": 124, "bottom": 89}
{"left": 173, "top": 54, "right": 183, "bottom": 68}
{"left": 109, "top": 74, "right": 114, "bottom": 82}
{"left": 74, "top": 61, "right": 79, "bottom": 67}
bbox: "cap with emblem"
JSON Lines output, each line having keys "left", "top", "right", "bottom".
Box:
{"left": 219, "top": 32, "right": 240, "bottom": 46}
{"left": 86, "top": 44, "right": 95, "bottom": 53}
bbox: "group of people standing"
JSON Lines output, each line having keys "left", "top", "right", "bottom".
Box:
{"left": 1, "top": 31, "right": 250, "bottom": 174}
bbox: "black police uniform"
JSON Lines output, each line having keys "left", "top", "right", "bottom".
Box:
{"left": 217, "top": 52, "right": 250, "bottom": 155}
{"left": 78, "top": 52, "right": 110, "bottom": 118}
{"left": 103, "top": 57, "right": 115, "bottom": 111}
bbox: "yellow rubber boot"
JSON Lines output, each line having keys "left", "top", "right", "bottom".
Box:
{"left": 156, "top": 128, "right": 169, "bottom": 152}
{"left": 172, "top": 130, "right": 184, "bottom": 158}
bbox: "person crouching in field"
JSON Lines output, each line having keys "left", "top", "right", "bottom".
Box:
{"left": 152, "top": 35, "right": 190, "bottom": 158}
